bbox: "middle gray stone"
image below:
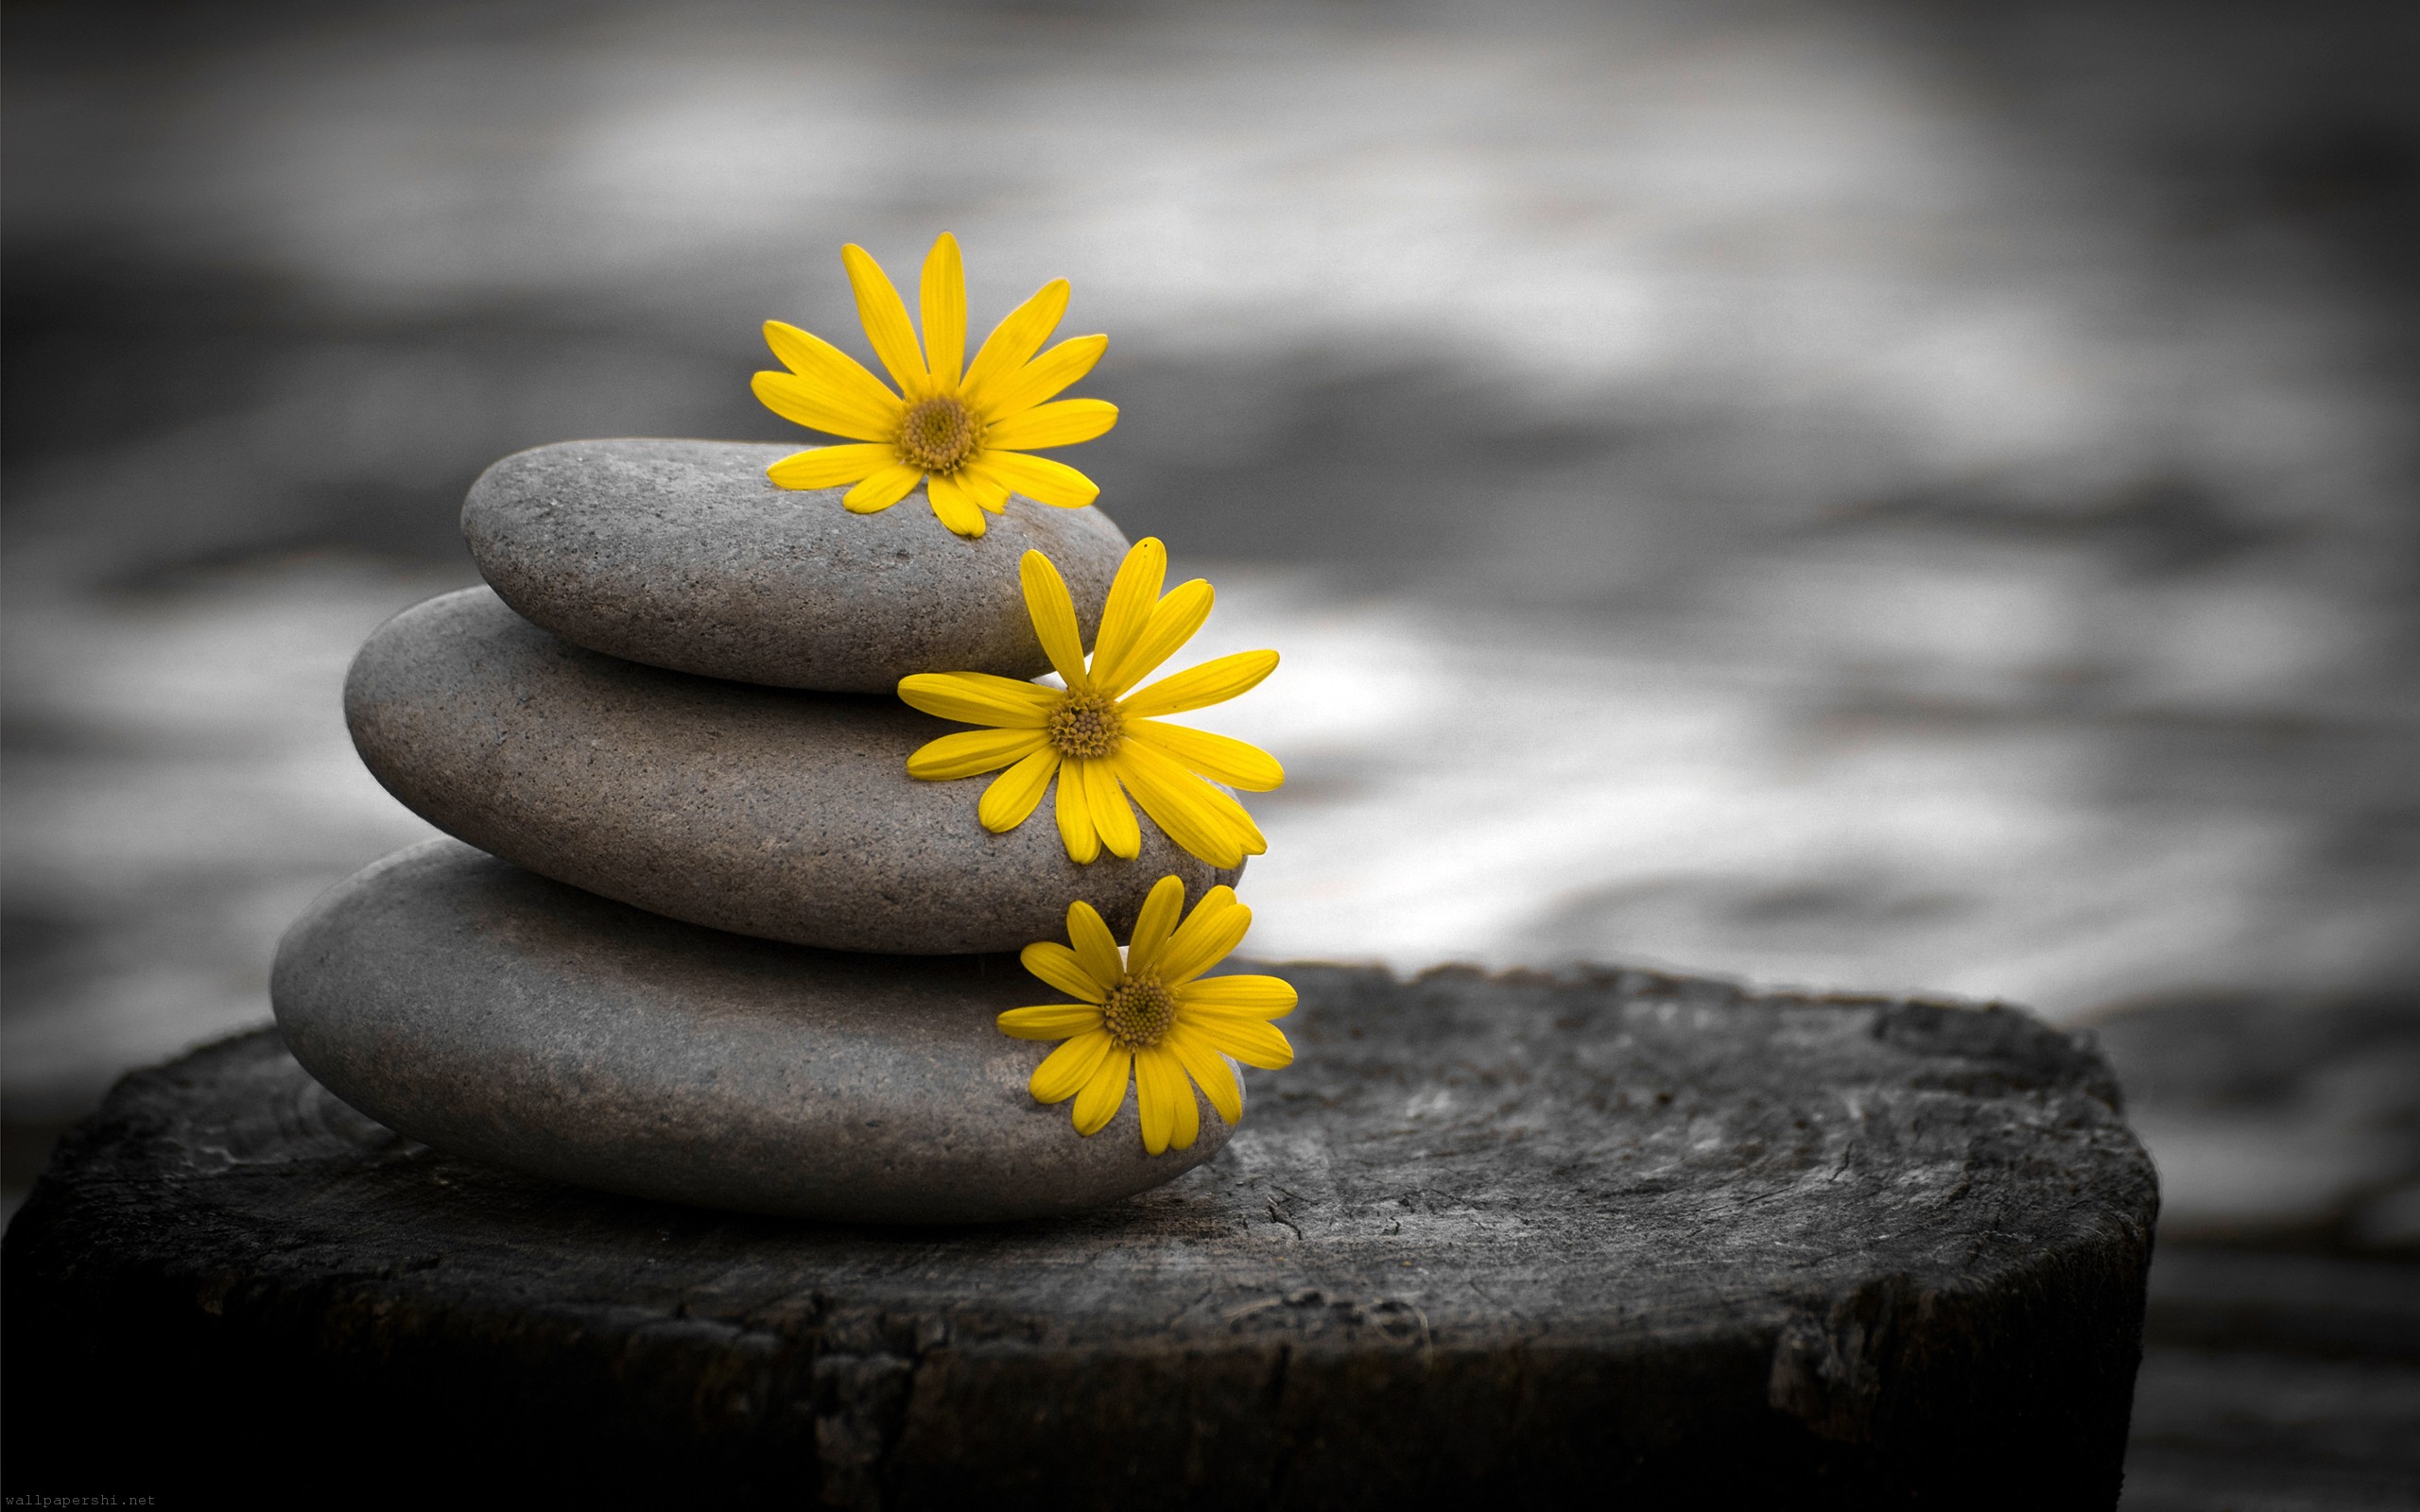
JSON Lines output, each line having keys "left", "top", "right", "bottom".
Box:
{"left": 346, "top": 587, "right": 1239, "bottom": 954}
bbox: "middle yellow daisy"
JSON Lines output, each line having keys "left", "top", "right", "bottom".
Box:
{"left": 897, "top": 538, "right": 1282, "bottom": 868}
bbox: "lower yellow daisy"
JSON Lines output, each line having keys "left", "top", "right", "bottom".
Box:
{"left": 998, "top": 875, "right": 1296, "bottom": 1155}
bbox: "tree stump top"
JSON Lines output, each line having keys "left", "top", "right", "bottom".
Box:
{"left": 4, "top": 963, "right": 2156, "bottom": 1507}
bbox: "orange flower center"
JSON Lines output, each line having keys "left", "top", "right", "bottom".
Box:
{"left": 896, "top": 396, "right": 980, "bottom": 473}
{"left": 1046, "top": 692, "right": 1124, "bottom": 759}
{"left": 1103, "top": 972, "right": 1176, "bottom": 1050}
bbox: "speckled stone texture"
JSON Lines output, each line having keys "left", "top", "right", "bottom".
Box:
{"left": 5, "top": 962, "right": 2154, "bottom": 1507}
{"left": 461, "top": 438, "right": 1131, "bottom": 691}
{"left": 271, "top": 839, "right": 1233, "bottom": 1222}
{"left": 344, "top": 587, "right": 1239, "bottom": 954}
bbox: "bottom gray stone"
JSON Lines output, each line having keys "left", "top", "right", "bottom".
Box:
{"left": 268, "top": 838, "right": 1234, "bottom": 1222}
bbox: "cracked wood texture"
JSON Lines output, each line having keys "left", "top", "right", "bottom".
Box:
{"left": 2, "top": 964, "right": 2156, "bottom": 1508}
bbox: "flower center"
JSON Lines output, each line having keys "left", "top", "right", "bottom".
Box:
{"left": 895, "top": 396, "right": 980, "bottom": 473}
{"left": 1103, "top": 972, "right": 1177, "bottom": 1050}
{"left": 1046, "top": 692, "right": 1124, "bottom": 759}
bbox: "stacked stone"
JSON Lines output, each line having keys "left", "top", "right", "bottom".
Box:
{"left": 271, "top": 439, "right": 1245, "bottom": 1223}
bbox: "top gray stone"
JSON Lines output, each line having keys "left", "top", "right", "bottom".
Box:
{"left": 461, "top": 438, "right": 1131, "bottom": 692}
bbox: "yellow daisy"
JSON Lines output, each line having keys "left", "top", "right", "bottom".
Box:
{"left": 1001, "top": 875, "right": 1296, "bottom": 1155}
{"left": 897, "top": 538, "right": 1281, "bottom": 868}
{"left": 750, "top": 232, "right": 1118, "bottom": 539}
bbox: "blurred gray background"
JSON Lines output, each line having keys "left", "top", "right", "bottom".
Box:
{"left": 5, "top": 1, "right": 2416, "bottom": 1503}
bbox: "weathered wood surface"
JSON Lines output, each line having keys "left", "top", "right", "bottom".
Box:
{"left": 2, "top": 964, "right": 2156, "bottom": 1507}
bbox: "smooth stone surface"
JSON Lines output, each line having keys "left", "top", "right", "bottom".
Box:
{"left": 345, "top": 587, "right": 1239, "bottom": 954}
{"left": 462, "top": 438, "right": 1131, "bottom": 691}
{"left": 7, "top": 958, "right": 2154, "bottom": 1505}
{"left": 270, "top": 839, "right": 1233, "bottom": 1223}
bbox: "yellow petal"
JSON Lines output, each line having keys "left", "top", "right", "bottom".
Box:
{"left": 957, "top": 465, "right": 1011, "bottom": 513}
{"left": 1187, "top": 1014, "right": 1294, "bottom": 1071}
{"left": 1159, "top": 885, "right": 1249, "bottom": 986}
{"left": 1017, "top": 941, "right": 1107, "bottom": 1004}
{"left": 1028, "top": 1029, "right": 1114, "bottom": 1103}
{"left": 844, "top": 465, "right": 924, "bottom": 513}
{"left": 1109, "top": 744, "right": 1247, "bottom": 868}
{"left": 840, "top": 243, "right": 930, "bottom": 396}
{"left": 1164, "top": 1050, "right": 1201, "bottom": 1150}
{"left": 906, "top": 727, "right": 1048, "bottom": 780}
{"left": 1116, "top": 777, "right": 1241, "bottom": 870}
{"left": 1122, "top": 649, "right": 1278, "bottom": 718}
{"left": 1087, "top": 761, "right": 1143, "bottom": 861}
{"left": 1064, "top": 901, "right": 1124, "bottom": 990}
{"left": 964, "top": 452, "right": 1099, "bottom": 510}
{"left": 1136, "top": 1045, "right": 1189, "bottom": 1155}
{"left": 1054, "top": 759, "right": 1102, "bottom": 864}
{"left": 926, "top": 472, "right": 987, "bottom": 538}
{"left": 1196, "top": 778, "right": 1268, "bottom": 856}
{"left": 766, "top": 443, "right": 894, "bottom": 490}
{"left": 1088, "top": 539, "right": 1167, "bottom": 692}
{"left": 984, "top": 399, "right": 1118, "bottom": 452}
{"left": 1098, "top": 581, "right": 1211, "bottom": 696}
{"left": 1018, "top": 550, "right": 1092, "bottom": 689}
{"left": 1071, "top": 1046, "right": 1132, "bottom": 1135}
{"left": 1132, "top": 1048, "right": 1173, "bottom": 1155}
{"left": 1125, "top": 720, "right": 1285, "bottom": 791}
{"left": 1175, "top": 974, "right": 1297, "bottom": 1018}
{"left": 999, "top": 1003, "right": 1107, "bottom": 1041}
{"left": 1171, "top": 774, "right": 1268, "bottom": 856}
{"left": 920, "top": 232, "right": 966, "bottom": 387}
{"left": 961, "top": 279, "right": 1069, "bottom": 410}
{"left": 1123, "top": 874, "right": 1187, "bottom": 977}
{"left": 979, "top": 747, "right": 1059, "bottom": 830}
{"left": 1132, "top": 1044, "right": 1171, "bottom": 1151}
{"left": 759, "top": 322, "right": 904, "bottom": 421}
{"left": 974, "top": 334, "right": 1107, "bottom": 422}
{"left": 897, "top": 671, "right": 1058, "bottom": 729}
{"left": 1164, "top": 1026, "right": 1244, "bottom": 1125}
{"left": 751, "top": 370, "right": 901, "bottom": 443}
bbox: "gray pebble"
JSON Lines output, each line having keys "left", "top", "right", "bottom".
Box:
{"left": 345, "top": 587, "right": 1240, "bottom": 954}
{"left": 462, "top": 438, "right": 1129, "bottom": 691}
{"left": 272, "top": 839, "right": 1234, "bottom": 1223}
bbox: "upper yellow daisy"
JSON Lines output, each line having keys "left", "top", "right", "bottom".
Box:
{"left": 898, "top": 538, "right": 1281, "bottom": 868}
{"left": 751, "top": 232, "right": 1118, "bottom": 539}
{"left": 1000, "top": 874, "right": 1296, "bottom": 1155}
